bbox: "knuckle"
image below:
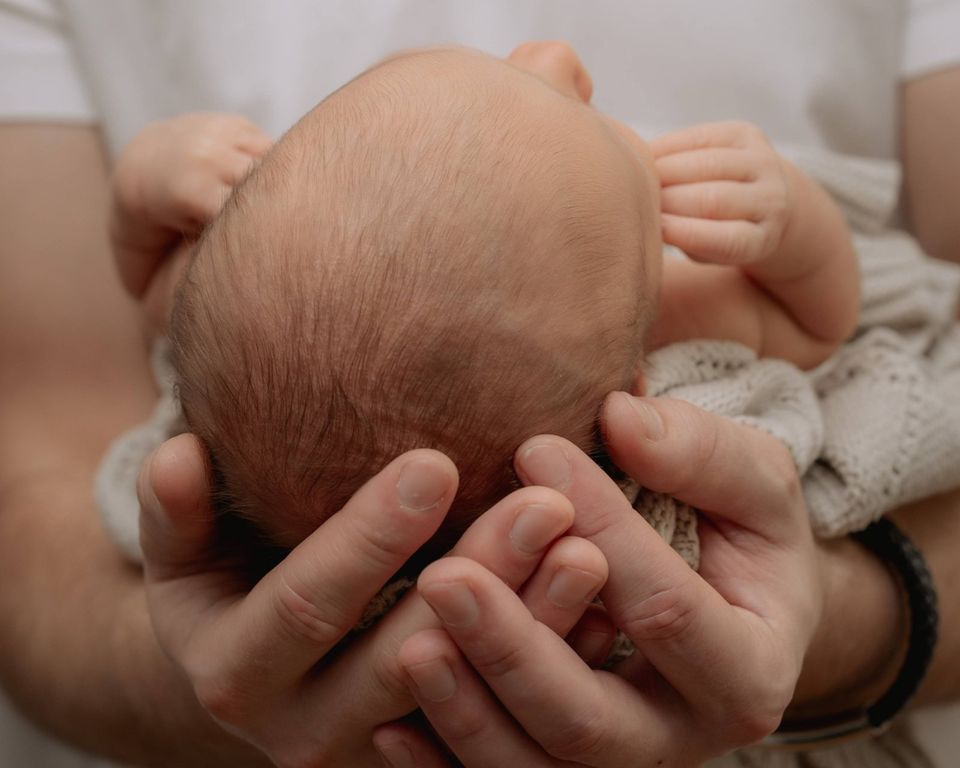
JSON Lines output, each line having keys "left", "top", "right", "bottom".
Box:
{"left": 700, "top": 184, "right": 723, "bottom": 217}
{"left": 722, "top": 696, "right": 786, "bottom": 745}
{"left": 620, "top": 581, "right": 698, "bottom": 642}
{"left": 766, "top": 448, "right": 802, "bottom": 505}
{"left": 192, "top": 672, "right": 253, "bottom": 727}
{"left": 370, "top": 647, "right": 417, "bottom": 704}
{"left": 439, "top": 702, "right": 490, "bottom": 743}
{"left": 722, "top": 227, "right": 751, "bottom": 263}
{"left": 700, "top": 152, "right": 722, "bottom": 179}
{"left": 352, "top": 516, "right": 415, "bottom": 572}
{"left": 273, "top": 575, "right": 345, "bottom": 647}
{"left": 543, "top": 702, "right": 613, "bottom": 762}
{"left": 468, "top": 633, "right": 530, "bottom": 679}
{"left": 708, "top": 650, "right": 796, "bottom": 746}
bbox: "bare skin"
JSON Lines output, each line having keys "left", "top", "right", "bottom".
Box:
{"left": 902, "top": 66, "right": 960, "bottom": 264}
{"left": 2, "top": 46, "right": 960, "bottom": 768}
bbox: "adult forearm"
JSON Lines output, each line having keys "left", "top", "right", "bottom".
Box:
{"left": 902, "top": 66, "right": 960, "bottom": 265}
{"left": 0, "top": 123, "right": 268, "bottom": 766}
{"left": 892, "top": 490, "right": 960, "bottom": 705}
{"left": 789, "top": 487, "right": 960, "bottom": 718}
{"left": 0, "top": 472, "right": 269, "bottom": 767}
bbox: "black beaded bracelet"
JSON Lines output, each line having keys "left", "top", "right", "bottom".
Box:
{"left": 763, "top": 517, "right": 938, "bottom": 749}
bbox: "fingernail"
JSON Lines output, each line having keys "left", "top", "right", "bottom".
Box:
{"left": 509, "top": 504, "right": 565, "bottom": 554}
{"left": 547, "top": 567, "right": 603, "bottom": 609}
{"left": 397, "top": 459, "right": 449, "bottom": 512}
{"left": 405, "top": 657, "right": 458, "bottom": 702}
{"left": 625, "top": 396, "right": 665, "bottom": 440}
{"left": 519, "top": 442, "right": 571, "bottom": 491}
{"left": 421, "top": 582, "right": 479, "bottom": 627}
{"left": 376, "top": 739, "right": 416, "bottom": 768}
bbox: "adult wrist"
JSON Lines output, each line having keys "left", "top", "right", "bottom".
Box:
{"left": 787, "top": 535, "right": 908, "bottom": 718}
{"left": 773, "top": 518, "right": 937, "bottom": 748}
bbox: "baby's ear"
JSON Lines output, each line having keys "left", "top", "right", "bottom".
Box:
{"left": 506, "top": 41, "right": 593, "bottom": 104}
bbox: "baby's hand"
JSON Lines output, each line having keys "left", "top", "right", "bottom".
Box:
{"left": 651, "top": 121, "right": 791, "bottom": 267}
{"left": 111, "top": 112, "right": 271, "bottom": 320}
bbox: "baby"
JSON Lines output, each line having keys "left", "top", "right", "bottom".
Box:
{"left": 107, "top": 43, "right": 857, "bottom": 554}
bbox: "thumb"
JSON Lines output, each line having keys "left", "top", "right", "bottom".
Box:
{"left": 138, "top": 433, "right": 217, "bottom": 579}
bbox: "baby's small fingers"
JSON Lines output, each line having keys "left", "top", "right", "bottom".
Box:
{"left": 660, "top": 181, "right": 762, "bottom": 222}
{"left": 518, "top": 536, "right": 608, "bottom": 639}
{"left": 236, "top": 127, "right": 273, "bottom": 157}
{"left": 219, "top": 148, "right": 261, "bottom": 186}
{"left": 650, "top": 121, "right": 769, "bottom": 157}
{"left": 173, "top": 178, "right": 233, "bottom": 231}
{"left": 661, "top": 214, "right": 765, "bottom": 265}
{"left": 655, "top": 148, "right": 756, "bottom": 186}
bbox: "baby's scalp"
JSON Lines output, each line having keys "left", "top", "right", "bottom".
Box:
{"left": 171, "top": 47, "right": 658, "bottom": 547}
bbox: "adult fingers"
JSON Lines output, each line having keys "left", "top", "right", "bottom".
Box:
{"left": 299, "top": 486, "right": 579, "bottom": 742}
{"left": 513, "top": 432, "right": 795, "bottom": 733}
{"left": 139, "top": 433, "right": 217, "bottom": 577}
{"left": 517, "top": 536, "right": 608, "bottom": 638}
{"left": 373, "top": 720, "right": 454, "bottom": 768}
{"left": 209, "top": 449, "right": 457, "bottom": 692}
{"left": 600, "top": 392, "right": 804, "bottom": 538}
{"left": 397, "top": 629, "right": 562, "bottom": 767}
{"left": 413, "top": 558, "right": 679, "bottom": 765}
{"left": 566, "top": 605, "right": 617, "bottom": 667}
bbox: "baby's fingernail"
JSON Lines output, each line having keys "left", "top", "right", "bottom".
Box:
{"left": 420, "top": 582, "right": 479, "bottom": 628}
{"left": 519, "top": 442, "right": 571, "bottom": 491}
{"left": 547, "top": 567, "right": 604, "bottom": 609}
{"left": 625, "top": 396, "right": 665, "bottom": 440}
{"left": 375, "top": 739, "right": 416, "bottom": 768}
{"left": 405, "top": 657, "right": 458, "bottom": 702}
{"left": 397, "top": 459, "right": 449, "bottom": 512}
{"left": 509, "top": 504, "right": 566, "bottom": 554}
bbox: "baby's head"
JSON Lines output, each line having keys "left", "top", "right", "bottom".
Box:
{"left": 170, "top": 45, "right": 662, "bottom": 549}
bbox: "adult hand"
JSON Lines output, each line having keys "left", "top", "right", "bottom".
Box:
{"left": 385, "top": 393, "right": 822, "bottom": 767}
{"left": 139, "top": 433, "right": 609, "bottom": 767}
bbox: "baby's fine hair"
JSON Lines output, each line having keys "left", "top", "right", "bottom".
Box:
{"left": 171, "top": 49, "right": 652, "bottom": 546}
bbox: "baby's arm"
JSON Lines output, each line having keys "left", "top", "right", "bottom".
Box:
{"left": 649, "top": 122, "right": 858, "bottom": 369}
{"left": 111, "top": 113, "right": 271, "bottom": 333}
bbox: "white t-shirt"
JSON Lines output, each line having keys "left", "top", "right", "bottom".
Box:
{"left": 1, "top": 1, "right": 959, "bottom": 766}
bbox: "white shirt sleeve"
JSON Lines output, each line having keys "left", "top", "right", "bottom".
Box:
{"left": 903, "top": 0, "right": 960, "bottom": 79}
{"left": 0, "top": 0, "right": 95, "bottom": 121}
